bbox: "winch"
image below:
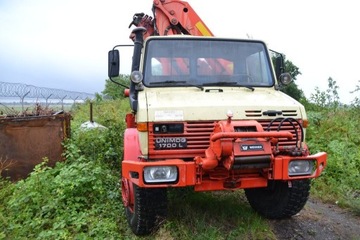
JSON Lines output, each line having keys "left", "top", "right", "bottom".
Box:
{"left": 195, "top": 115, "right": 293, "bottom": 171}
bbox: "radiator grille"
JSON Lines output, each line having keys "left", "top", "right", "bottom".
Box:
{"left": 148, "top": 121, "right": 214, "bottom": 159}
{"left": 148, "top": 119, "right": 303, "bottom": 159}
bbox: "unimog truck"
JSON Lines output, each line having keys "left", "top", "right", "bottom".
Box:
{"left": 108, "top": 0, "right": 327, "bottom": 235}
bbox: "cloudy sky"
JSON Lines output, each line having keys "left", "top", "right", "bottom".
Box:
{"left": 1, "top": 0, "right": 359, "bottom": 103}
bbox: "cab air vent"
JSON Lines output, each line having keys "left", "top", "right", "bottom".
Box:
{"left": 245, "top": 110, "right": 262, "bottom": 117}
{"left": 282, "top": 110, "right": 298, "bottom": 117}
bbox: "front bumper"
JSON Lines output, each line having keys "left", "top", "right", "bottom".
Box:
{"left": 122, "top": 152, "right": 327, "bottom": 190}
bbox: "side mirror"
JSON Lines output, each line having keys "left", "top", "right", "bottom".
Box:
{"left": 275, "top": 55, "right": 283, "bottom": 80}
{"left": 108, "top": 50, "right": 120, "bottom": 78}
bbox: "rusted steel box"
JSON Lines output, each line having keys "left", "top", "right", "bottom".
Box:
{"left": 0, "top": 113, "right": 71, "bottom": 181}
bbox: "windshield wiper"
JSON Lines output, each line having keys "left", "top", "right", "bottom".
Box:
{"left": 202, "top": 82, "right": 255, "bottom": 91}
{"left": 202, "top": 81, "right": 237, "bottom": 86}
{"left": 149, "top": 80, "right": 203, "bottom": 90}
{"left": 150, "top": 80, "right": 186, "bottom": 85}
{"left": 241, "top": 85, "right": 255, "bottom": 91}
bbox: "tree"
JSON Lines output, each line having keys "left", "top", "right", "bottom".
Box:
{"left": 326, "top": 77, "right": 339, "bottom": 107}
{"left": 102, "top": 74, "right": 130, "bottom": 99}
{"left": 310, "top": 77, "right": 340, "bottom": 108}
{"left": 350, "top": 80, "right": 360, "bottom": 106}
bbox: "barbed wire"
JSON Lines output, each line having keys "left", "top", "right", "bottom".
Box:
{"left": 0, "top": 81, "right": 95, "bottom": 101}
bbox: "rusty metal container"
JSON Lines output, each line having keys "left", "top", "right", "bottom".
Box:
{"left": 0, "top": 113, "right": 71, "bottom": 181}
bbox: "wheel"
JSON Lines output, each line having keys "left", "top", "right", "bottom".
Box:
{"left": 121, "top": 177, "right": 167, "bottom": 235}
{"left": 244, "top": 179, "right": 310, "bottom": 219}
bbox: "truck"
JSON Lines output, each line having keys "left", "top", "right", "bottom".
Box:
{"left": 108, "top": 0, "right": 327, "bottom": 235}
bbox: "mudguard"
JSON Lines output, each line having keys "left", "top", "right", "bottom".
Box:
{"left": 123, "top": 128, "right": 142, "bottom": 162}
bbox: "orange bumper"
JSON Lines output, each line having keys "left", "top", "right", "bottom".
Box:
{"left": 122, "top": 152, "right": 327, "bottom": 190}
{"left": 122, "top": 159, "right": 198, "bottom": 188}
{"left": 272, "top": 152, "right": 327, "bottom": 180}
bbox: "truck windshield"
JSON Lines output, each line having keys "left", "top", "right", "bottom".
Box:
{"left": 143, "top": 38, "right": 274, "bottom": 88}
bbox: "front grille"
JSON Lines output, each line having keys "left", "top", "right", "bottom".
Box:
{"left": 148, "top": 121, "right": 215, "bottom": 159}
{"left": 148, "top": 119, "right": 303, "bottom": 159}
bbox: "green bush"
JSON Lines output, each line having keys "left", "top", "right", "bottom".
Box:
{"left": 307, "top": 107, "right": 360, "bottom": 213}
{"left": 1, "top": 157, "right": 125, "bottom": 239}
{"left": 0, "top": 100, "right": 130, "bottom": 239}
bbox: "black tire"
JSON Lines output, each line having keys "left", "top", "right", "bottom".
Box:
{"left": 125, "top": 184, "right": 167, "bottom": 236}
{"left": 244, "top": 179, "right": 310, "bottom": 219}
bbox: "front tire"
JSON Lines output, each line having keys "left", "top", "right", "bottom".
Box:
{"left": 123, "top": 180, "right": 167, "bottom": 235}
{"left": 245, "top": 179, "right": 310, "bottom": 219}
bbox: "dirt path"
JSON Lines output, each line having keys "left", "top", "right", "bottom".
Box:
{"left": 269, "top": 198, "right": 360, "bottom": 240}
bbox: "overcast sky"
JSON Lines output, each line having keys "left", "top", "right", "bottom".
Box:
{"left": 1, "top": 0, "right": 359, "bottom": 103}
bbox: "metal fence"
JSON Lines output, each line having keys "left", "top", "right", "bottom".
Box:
{"left": 0, "top": 81, "right": 96, "bottom": 112}
{"left": 0, "top": 81, "right": 95, "bottom": 101}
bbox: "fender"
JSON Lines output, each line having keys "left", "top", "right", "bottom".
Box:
{"left": 123, "top": 128, "right": 142, "bottom": 161}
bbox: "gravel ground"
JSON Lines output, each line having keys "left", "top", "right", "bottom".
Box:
{"left": 270, "top": 198, "right": 360, "bottom": 240}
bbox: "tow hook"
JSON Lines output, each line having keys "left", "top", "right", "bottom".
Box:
{"left": 223, "top": 178, "right": 241, "bottom": 189}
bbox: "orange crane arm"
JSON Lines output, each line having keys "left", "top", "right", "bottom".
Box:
{"left": 128, "top": 0, "right": 231, "bottom": 76}
{"left": 129, "top": 0, "right": 213, "bottom": 39}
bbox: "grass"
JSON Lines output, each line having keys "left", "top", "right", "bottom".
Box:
{"left": 117, "top": 189, "right": 275, "bottom": 240}
{"left": 163, "top": 189, "right": 276, "bottom": 240}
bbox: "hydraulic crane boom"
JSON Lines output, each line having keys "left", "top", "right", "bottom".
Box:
{"left": 128, "top": 0, "right": 231, "bottom": 78}
{"left": 129, "top": 0, "right": 213, "bottom": 39}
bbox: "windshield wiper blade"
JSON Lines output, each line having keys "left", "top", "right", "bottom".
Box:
{"left": 202, "top": 81, "right": 237, "bottom": 86}
{"left": 241, "top": 85, "right": 255, "bottom": 91}
{"left": 187, "top": 84, "right": 204, "bottom": 90}
{"left": 202, "top": 82, "right": 255, "bottom": 91}
{"left": 150, "top": 80, "right": 203, "bottom": 90}
{"left": 150, "top": 80, "right": 186, "bottom": 85}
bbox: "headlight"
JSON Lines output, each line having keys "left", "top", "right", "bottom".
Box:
{"left": 144, "top": 166, "right": 178, "bottom": 183}
{"left": 288, "top": 160, "right": 314, "bottom": 176}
